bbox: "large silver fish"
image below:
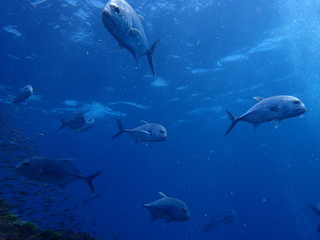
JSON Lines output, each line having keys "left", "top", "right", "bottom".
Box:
{"left": 143, "top": 192, "right": 190, "bottom": 223}
{"left": 111, "top": 119, "right": 167, "bottom": 143}
{"left": 15, "top": 157, "right": 102, "bottom": 193}
{"left": 225, "top": 95, "right": 306, "bottom": 136}
{"left": 101, "top": 0, "right": 160, "bottom": 76}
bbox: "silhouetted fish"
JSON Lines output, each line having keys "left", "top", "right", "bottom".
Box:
{"left": 203, "top": 209, "right": 236, "bottom": 232}
{"left": 15, "top": 157, "right": 103, "bottom": 193}
{"left": 13, "top": 85, "right": 33, "bottom": 104}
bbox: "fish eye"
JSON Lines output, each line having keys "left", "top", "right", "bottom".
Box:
{"left": 160, "top": 130, "right": 165, "bottom": 133}
{"left": 22, "top": 162, "right": 29, "bottom": 166}
{"left": 181, "top": 208, "right": 187, "bottom": 212}
{"left": 293, "top": 100, "right": 300, "bottom": 104}
{"left": 111, "top": 5, "right": 120, "bottom": 14}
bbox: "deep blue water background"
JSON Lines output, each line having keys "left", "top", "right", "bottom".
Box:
{"left": 2, "top": 0, "right": 320, "bottom": 239}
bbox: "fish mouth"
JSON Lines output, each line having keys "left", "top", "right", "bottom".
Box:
{"left": 101, "top": 9, "right": 117, "bottom": 29}
{"left": 298, "top": 106, "right": 307, "bottom": 114}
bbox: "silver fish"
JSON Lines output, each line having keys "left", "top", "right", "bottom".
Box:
{"left": 15, "top": 157, "right": 102, "bottom": 193}
{"left": 111, "top": 119, "right": 167, "bottom": 143}
{"left": 101, "top": 0, "right": 160, "bottom": 76}
{"left": 13, "top": 85, "right": 33, "bottom": 104}
{"left": 225, "top": 95, "right": 306, "bottom": 136}
{"left": 143, "top": 192, "right": 190, "bottom": 223}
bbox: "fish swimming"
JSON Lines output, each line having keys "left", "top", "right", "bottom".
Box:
{"left": 225, "top": 95, "right": 306, "bottom": 136}
{"left": 13, "top": 85, "right": 33, "bottom": 104}
{"left": 310, "top": 205, "right": 320, "bottom": 232}
{"left": 203, "top": 209, "right": 236, "bottom": 232}
{"left": 101, "top": 0, "right": 160, "bottom": 76}
{"left": 143, "top": 192, "right": 190, "bottom": 223}
{"left": 58, "top": 112, "right": 94, "bottom": 132}
{"left": 15, "top": 157, "right": 103, "bottom": 193}
{"left": 76, "top": 117, "right": 95, "bottom": 132}
{"left": 111, "top": 119, "right": 167, "bottom": 143}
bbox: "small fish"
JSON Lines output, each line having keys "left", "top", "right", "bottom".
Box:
{"left": 203, "top": 209, "right": 236, "bottom": 232}
{"left": 112, "top": 119, "right": 167, "bottom": 143}
{"left": 225, "top": 95, "right": 306, "bottom": 136}
{"left": 101, "top": 0, "right": 160, "bottom": 76}
{"left": 15, "top": 157, "right": 103, "bottom": 193}
{"left": 13, "top": 85, "right": 33, "bottom": 104}
{"left": 58, "top": 112, "right": 86, "bottom": 132}
{"left": 143, "top": 192, "right": 190, "bottom": 223}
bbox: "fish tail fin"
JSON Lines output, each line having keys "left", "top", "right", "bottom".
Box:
{"left": 57, "top": 114, "right": 66, "bottom": 131}
{"left": 86, "top": 171, "right": 103, "bottom": 193}
{"left": 225, "top": 111, "right": 239, "bottom": 136}
{"left": 111, "top": 119, "right": 126, "bottom": 139}
{"left": 147, "top": 39, "right": 161, "bottom": 77}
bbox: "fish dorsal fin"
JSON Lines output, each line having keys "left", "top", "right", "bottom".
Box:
{"left": 253, "top": 96, "right": 264, "bottom": 101}
{"left": 141, "top": 120, "right": 148, "bottom": 124}
{"left": 159, "top": 192, "right": 167, "bottom": 198}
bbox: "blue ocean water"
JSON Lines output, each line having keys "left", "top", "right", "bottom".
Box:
{"left": 2, "top": 0, "right": 320, "bottom": 239}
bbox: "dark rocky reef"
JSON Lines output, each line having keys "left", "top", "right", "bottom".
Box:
{"left": 0, "top": 198, "right": 99, "bottom": 240}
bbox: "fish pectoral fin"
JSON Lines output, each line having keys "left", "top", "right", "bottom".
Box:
{"left": 129, "top": 28, "right": 144, "bottom": 40}
{"left": 138, "top": 14, "right": 145, "bottom": 21}
{"left": 253, "top": 96, "right": 264, "bottom": 101}
{"left": 140, "top": 120, "right": 149, "bottom": 124}
{"left": 132, "top": 130, "right": 151, "bottom": 135}
{"left": 273, "top": 120, "right": 281, "bottom": 129}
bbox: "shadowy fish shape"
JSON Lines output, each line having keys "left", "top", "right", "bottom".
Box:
{"left": 15, "top": 157, "right": 102, "bottom": 193}
{"left": 225, "top": 95, "right": 306, "bottom": 136}
{"left": 13, "top": 85, "right": 33, "bottom": 104}
{"left": 143, "top": 192, "right": 190, "bottom": 223}
{"left": 76, "top": 117, "right": 95, "bottom": 132}
{"left": 58, "top": 112, "right": 94, "bottom": 132}
{"left": 203, "top": 209, "right": 236, "bottom": 232}
{"left": 111, "top": 119, "right": 167, "bottom": 143}
{"left": 310, "top": 205, "right": 320, "bottom": 232}
{"left": 101, "top": 0, "right": 160, "bottom": 76}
